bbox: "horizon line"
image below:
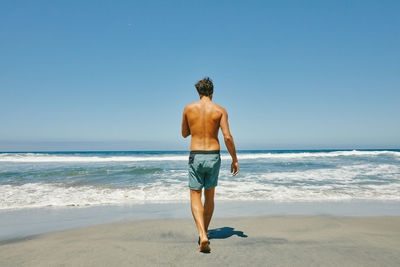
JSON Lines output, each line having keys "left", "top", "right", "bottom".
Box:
{"left": 0, "top": 148, "right": 399, "bottom": 153}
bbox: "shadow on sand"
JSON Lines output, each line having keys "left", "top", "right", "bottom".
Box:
{"left": 207, "top": 227, "right": 248, "bottom": 240}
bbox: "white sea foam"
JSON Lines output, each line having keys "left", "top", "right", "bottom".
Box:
{"left": 0, "top": 154, "right": 187, "bottom": 162}
{"left": 236, "top": 150, "right": 400, "bottom": 160}
{"left": 0, "top": 150, "right": 399, "bottom": 162}
{"left": 1, "top": 162, "right": 399, "bottom": 210}
{"left": 1, "top": 181, "right": 399, "bottom": 210}
{"left": 235, "top": 163, "right": 400, "bottom": 183}
{"left": 0, "top": 182, "right": 188, "bottom": 209}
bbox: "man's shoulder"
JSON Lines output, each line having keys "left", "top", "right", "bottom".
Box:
{"left": 184, "top": 102, "right": 197, "bottom": 110}
{"left": 211, "top": 102, "right": 226, "bottom": 114}
{"left": 184, "top": 101, "right": 226, "bottom": 113}
{"left": 213, "top": 102, "right": 225, "bottom": 110}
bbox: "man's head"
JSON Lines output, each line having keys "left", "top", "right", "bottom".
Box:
{"left": 195, "top": 77, "right": 213, "bottom": 97}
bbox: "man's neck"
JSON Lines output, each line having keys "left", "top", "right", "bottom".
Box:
{"left": 200, "top": 95, "right": 212, "bottom": 101}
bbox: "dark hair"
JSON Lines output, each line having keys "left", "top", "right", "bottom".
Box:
{"left": 195, "top": 77, "right": 214, "bottom": 96}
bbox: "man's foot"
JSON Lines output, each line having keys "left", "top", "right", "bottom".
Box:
{"left": 199, "top": 237, "right": 211, "bottom": 253}
{"left": 198, "top": 237, "right": 210, "bottom": 245}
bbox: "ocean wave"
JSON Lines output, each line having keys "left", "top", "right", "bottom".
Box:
{"left": 237, "top": 150, "right": 400, "bottom": 159}
{"left": 1, "top": 151, "right": 399, "bottom": 210}
{"left": 0, "top": 154, "right": 187, "bottom": 163}
{"left": 0, "top": 166, "right": 163, "bottom": 180}
{"left": 234, "top": 163, "right": 400, "bottom": 183}
{"left": 0, "top": 150, "right": 399, "bottom": 162}
{"left": 0, "top": 182, "right": 188, "bottom": 209}
{"left": 1, "top": 176, "right": 399, "bottom": 210}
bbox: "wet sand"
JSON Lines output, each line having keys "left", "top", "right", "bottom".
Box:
{"left": 1, "top": 216, "right": 400, "bottom": 266}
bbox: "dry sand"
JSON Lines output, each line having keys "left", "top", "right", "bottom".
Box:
{"left": 1, "top": 216, "right": 400, "bottom": 266}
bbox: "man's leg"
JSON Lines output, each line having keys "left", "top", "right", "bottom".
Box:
{"left": 203, "top": 187, "right": 215, "bottom": 232}
{"left": 190, "top": 189, "right": 210, "bottom": 252}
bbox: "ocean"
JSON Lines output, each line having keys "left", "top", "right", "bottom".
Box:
{"left": 1, "top": 150, "right": 399, "bottom": 210}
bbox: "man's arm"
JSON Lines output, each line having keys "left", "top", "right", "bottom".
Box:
{"left": 220, "top": 108, "right": 239, "bottom": 176}
{"left": 181, "top": 106, "right": 191, "bottom": 138}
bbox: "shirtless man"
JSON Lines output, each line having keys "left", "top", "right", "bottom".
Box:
{"left": 181, "top": 77, "right": 239, "bottom": 253}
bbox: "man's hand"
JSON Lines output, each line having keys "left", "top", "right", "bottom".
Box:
{"left": 231, "top": 161, "right": 239, "bottom": 176}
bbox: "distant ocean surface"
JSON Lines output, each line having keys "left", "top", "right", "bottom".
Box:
{"left": 1, "top": 150, "right": 399, "bottom": 210}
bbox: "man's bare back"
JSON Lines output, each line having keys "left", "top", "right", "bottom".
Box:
{"left": 182, "top": 98, "right": 224, "bottom": 151}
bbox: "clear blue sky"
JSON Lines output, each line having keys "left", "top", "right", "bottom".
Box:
{"left": 1, "top": 0, "right": 399, "bottom": 151}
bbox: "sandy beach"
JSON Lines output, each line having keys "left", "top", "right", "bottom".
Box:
{"left": 1, "top": 215, "right": 399, "bottom": 266}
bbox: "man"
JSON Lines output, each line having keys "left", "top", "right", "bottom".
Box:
{"left": 181, "top": 77, "right": 239, "bottom": 253}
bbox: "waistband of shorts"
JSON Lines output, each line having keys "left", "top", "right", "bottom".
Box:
{"left": 189, "top": 150, "right": 220, "bottom": 155}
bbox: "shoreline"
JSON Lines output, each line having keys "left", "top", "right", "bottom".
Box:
{"left": 1, "top": 200, "right": 400, "bottom": 242}
{"left": 1, "top": 215, "right": 399, "bottom": 266}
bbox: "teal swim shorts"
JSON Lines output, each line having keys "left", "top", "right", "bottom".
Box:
{"left": 188, "top": 150, "right": 221, "bottom": 190}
